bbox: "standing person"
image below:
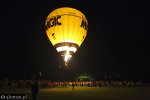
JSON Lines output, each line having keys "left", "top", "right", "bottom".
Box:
{"left": 31, "top": 81, "right": 39, "bottom": 100}
{"left": 72, "top": 83, "right": 75, "bottom": 91}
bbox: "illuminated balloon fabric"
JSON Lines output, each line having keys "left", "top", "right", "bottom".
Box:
{"left": 45, "top": 7, "right": 88, "bottom": 63}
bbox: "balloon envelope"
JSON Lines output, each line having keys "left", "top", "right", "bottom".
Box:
{"left": 45, "top": 7, "right": 88, "bottom": 63}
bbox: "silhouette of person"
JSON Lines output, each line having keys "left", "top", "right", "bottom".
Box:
{"left": 72, "top": 83, "right": 75, "bottom": 91}
{"left": 31, "top": 81, "right": 39, "bottom": 100}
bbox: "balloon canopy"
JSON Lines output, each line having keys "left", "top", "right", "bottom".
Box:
{"left": 45, "top": 7, "right": 88, "bottom": 65}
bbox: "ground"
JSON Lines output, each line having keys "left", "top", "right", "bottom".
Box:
{"left": 0, "top": 86, "right": 150, "bottom": 100}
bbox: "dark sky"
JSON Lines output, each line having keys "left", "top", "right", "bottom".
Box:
{"left": 1, "top": 0, "right": 150, "bottom": 81}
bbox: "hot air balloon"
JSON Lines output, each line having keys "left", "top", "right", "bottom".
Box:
{"left": 45, "top": 7, "right": 88, "bottom": 67}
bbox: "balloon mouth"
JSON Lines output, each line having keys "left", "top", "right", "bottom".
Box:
{"left": 56, "top": 46, "right": 77, "bottom": 53}
{"left": 55, "top": 42, "right": 79, "bottom": 64}
{"left": 56, "top": 47, "right": 75, "bottom": 63}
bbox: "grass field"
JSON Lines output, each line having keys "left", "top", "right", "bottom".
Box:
{"left": 0, "top": 86, "right": 150, "bottom": 100}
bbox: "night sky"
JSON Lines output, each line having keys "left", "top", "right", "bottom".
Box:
{"left": 1, "top": 0, "right": 150, "bottom": 81}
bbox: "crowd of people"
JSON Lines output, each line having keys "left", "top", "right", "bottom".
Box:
{"left": 0, "top": 80, "right": 143, "bottom": 88}
{"left": 0, "top": 80, "right": 148, "bottom": 100}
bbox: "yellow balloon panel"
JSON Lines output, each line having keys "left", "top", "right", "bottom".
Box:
{"left": 45, "top": 7, "right": 88, "bottom": 47}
